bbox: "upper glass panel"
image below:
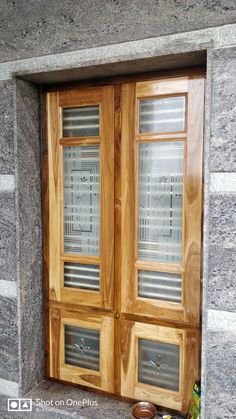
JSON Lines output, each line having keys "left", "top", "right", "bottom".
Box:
{"left": 138, "top": 338, "right": 180, "bottom": 392}
{"left": 65, "top": 325, "right": 100, "bottom": 371}
{"left": 138, "top": 142, "right": 184, "bottom": 264}
{"left": 139, "top": 96, "right": 185, "bottom": 134}
{"left": 64, "top": 146, "right": 100, "bottom": 255}
{"left": 63, "top": 105, "right": 100, "bottom": 137}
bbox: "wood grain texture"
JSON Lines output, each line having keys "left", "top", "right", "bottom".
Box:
{"left": 136, "top": 77, "right": 188, "bottom": 98}
{"left": 100, "top": 85, "right": 115, "bottom": 309}
{"left": 114, "top": 85, "right": 122, "bottom": 394}
{"left": 183, "top": 76, "right": 204, "bottom": 323}
{"left": 50, "top": 308, "right": 61, "bottom": 378}
{"left": 59, "top": 87, "right": 102, "bottom": 108}
{"left": 47, "top": 92, "right": 61, "bottom": 302}
{"left": 120, "top": 83, "right": 136, "bottom": 313}
{"left": 121, "top": 320, "right": 184, "bottom": 411}
{"left": 58, "top": 308, "right": 114, "bottom": 392}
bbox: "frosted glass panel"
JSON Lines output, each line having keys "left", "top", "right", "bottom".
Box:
{"left": 64, "top": 262, "right": 100, "bottom": 291}
{"left": 138, "top": 142, "right": 184, "bottom": 263}
{"left": 139, "top": 96, "right": 185, "bottom": 133}
{"left": 138, "top": 271, "right": 182, "bottom": 303}
{"left": 138, "top": 339, "right": 180, "bottom": 392}
{"left": 65, "top": 325, "right": 100, "bottom": 371}
{"left": 64, "top": 146, "right": 100, "bottom": 255}
{"left": 63, "top": 105, "right": 99, "bottom": 137}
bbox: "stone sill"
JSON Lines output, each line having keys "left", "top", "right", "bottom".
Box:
{"left": 21, "top": 380, "right": 185, "bottom": 419}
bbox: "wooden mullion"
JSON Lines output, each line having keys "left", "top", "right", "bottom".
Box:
{"left": 100, "top": 86, "right": 115, "bottom": 309}
{"left": 121, "top": 83, "right": 136, "bottom": 314}
{"left": 113, "top": 84, "right": 122, "bottom": 395}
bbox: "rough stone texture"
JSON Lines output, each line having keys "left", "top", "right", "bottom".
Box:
{"left": 0, "top": 81, "right": 14, "bottom": 174}
{"left": 0, "top": 296, "right": 18, "bottom": 382}
{"left": 210, "top": 47, "right": 236, "bottom": 172}
{"left": 15, "top": 79, "right": 43, "bottom": 396}
{"left": 0, "top": 0, "right": 236, "bottom": 63}
{"left": 209, "top": 195, "right": 236, "bottom": 249}
{"left": 208, "top": 247, "right": 236, "bottom": 311}
{"left": 0, "top": 192, "right": 16, "bottom": 282}
{"left": 205, "top": 331, "right": 236, "bottom": 419}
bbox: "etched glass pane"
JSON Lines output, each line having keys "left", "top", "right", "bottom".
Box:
{"left": 138, "top": 142, "right": 184, "bottom": 263}
{"left": 64, "top": 262, "right": 100, "bottom": 291}
{"left": 65, "top": 325, "right": 100, "bottom": 371}
{"left": 139, "top": 96, "right": 185, "bottom": 133}
{"left": 64, "top": 146, "right": 100, "bottom": 255}
{"left": 63, "top": 105, "right": 99, "bottom": 137}
{"left": 138, "top": 338, "right": 180, "bottom": 392}
{"left": 138, "top": 271, "right": 182, "bottom": 303}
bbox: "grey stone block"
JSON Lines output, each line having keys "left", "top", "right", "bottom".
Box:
{"left": 205, "top": 331, "right": 236, "bottom": 419}
{"left": 210, "top": 47, "right": 236, "bottom": 172}
{"left": 0, "top": 1, "right": 236, "bottom": 63}
{"left": 15, "top": 79, "right": 43, "bottom": 395}
{"left": 208, "top": 247, "right": 236, "bottom": 311}
{"left": 0, "top": 297, "right": 18, "bottom": 382}
{"left": 209, "top": 195, "right": 236, "bottom": 249}
{"left": 0, "top": 192, "right": 17, "bottom": 282}
{"left": 0, "top": 81, "right": 14, "bottom": 175}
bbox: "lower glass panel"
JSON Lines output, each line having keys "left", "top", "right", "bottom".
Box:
{"left": 138, "top": 338, "right": 180, "bottom": 392}
{"left": 138, "top": 270, "right": 182, "bottom": 303}
{"left": 64, "top": 262, "right": 100, "bottom": 291}
{"left": 65, "top": 325, "right": 100, "bottom": 371}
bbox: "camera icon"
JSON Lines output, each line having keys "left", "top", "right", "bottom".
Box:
{"left": 8, "top": 398, "right": 32, "bottom": 412}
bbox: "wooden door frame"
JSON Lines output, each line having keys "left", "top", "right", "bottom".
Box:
{"left": 42, "top": 66, "right": 205, "bottom": 413}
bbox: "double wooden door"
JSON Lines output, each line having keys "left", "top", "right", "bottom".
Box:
{"left": 44, "top": 73, "right": 204, "bottom": 413}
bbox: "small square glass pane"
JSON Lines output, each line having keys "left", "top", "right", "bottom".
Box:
{"left": 138, "top": 338, "right": 180, "bottom": 392}
{"left": 63, "top": 105, "right": 99, "bottom": 137}
{"left": 64, "top": 146, "right": 100, "bottom": 255}
{"left": 138, "top": 270, "right": 182, "bottom": 303}
{"left": 64, "top": 262, "right": 100, "bottom": 291}
{"left": 139, "top": 96, "right": 185, "bottom": 134}
{"left": 65, "top": 325, "right": 100, "bottom": 371}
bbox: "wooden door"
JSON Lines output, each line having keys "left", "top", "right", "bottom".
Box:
{"left": 121, "top": 76, "right": 204, "bottom": 324}
{"left": 46, "top": 85, "right": 115, "bottom": 393}
{"left": 45, "top": 72, "right": 204, "bottom": 413}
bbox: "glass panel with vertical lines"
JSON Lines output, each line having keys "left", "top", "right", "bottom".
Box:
{"left": 64, "top": 146, "right": 100, "bottom": 255}
{"left": 138, "top": 338, "right": 180, "bottom": 392}
{"left": 64, "top": 262, "right": 100, "bottom": 291}
{"left": 138, "top": 270, "right": 182, "bottom": 303}
{"left": 138, "top": 141, "right": 184, "bottom": 263}
{"left": 139, "top": 96, "right": 185, "bottom": 133}
{"left": 63, "top": 105, "right": 99, "bottom": 137}
{"left": 65, "top": 325, "right": 100, "bottom": 371}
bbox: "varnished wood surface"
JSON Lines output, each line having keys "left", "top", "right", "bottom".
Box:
{"left": 44, "top": 71, "right": 204, "bottom": 413}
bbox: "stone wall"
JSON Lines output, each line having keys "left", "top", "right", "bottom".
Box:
{"left": 0, "top": 4, "right": 235, "bottom": 417}
{"left": 0, "top": 0, "right": 236, "bottom": 63}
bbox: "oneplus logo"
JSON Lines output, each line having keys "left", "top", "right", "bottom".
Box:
{"left": 8, "top": 398, "right": 32, "bottom": 412}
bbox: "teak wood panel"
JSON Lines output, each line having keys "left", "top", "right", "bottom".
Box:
{"left": 120, "top": 320, "right": 199, "bottom": 412}
{"left": 49, "top": 307, "right": 114, "bottom": 392}
{"left": 121, "top": 76, "right": 204, "bottom": 323}
{"left": 47, "top": 86, "right": 114, "bottom": 310}
{"left": 45, "top": 72, "right": 204, "bottom": 413}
